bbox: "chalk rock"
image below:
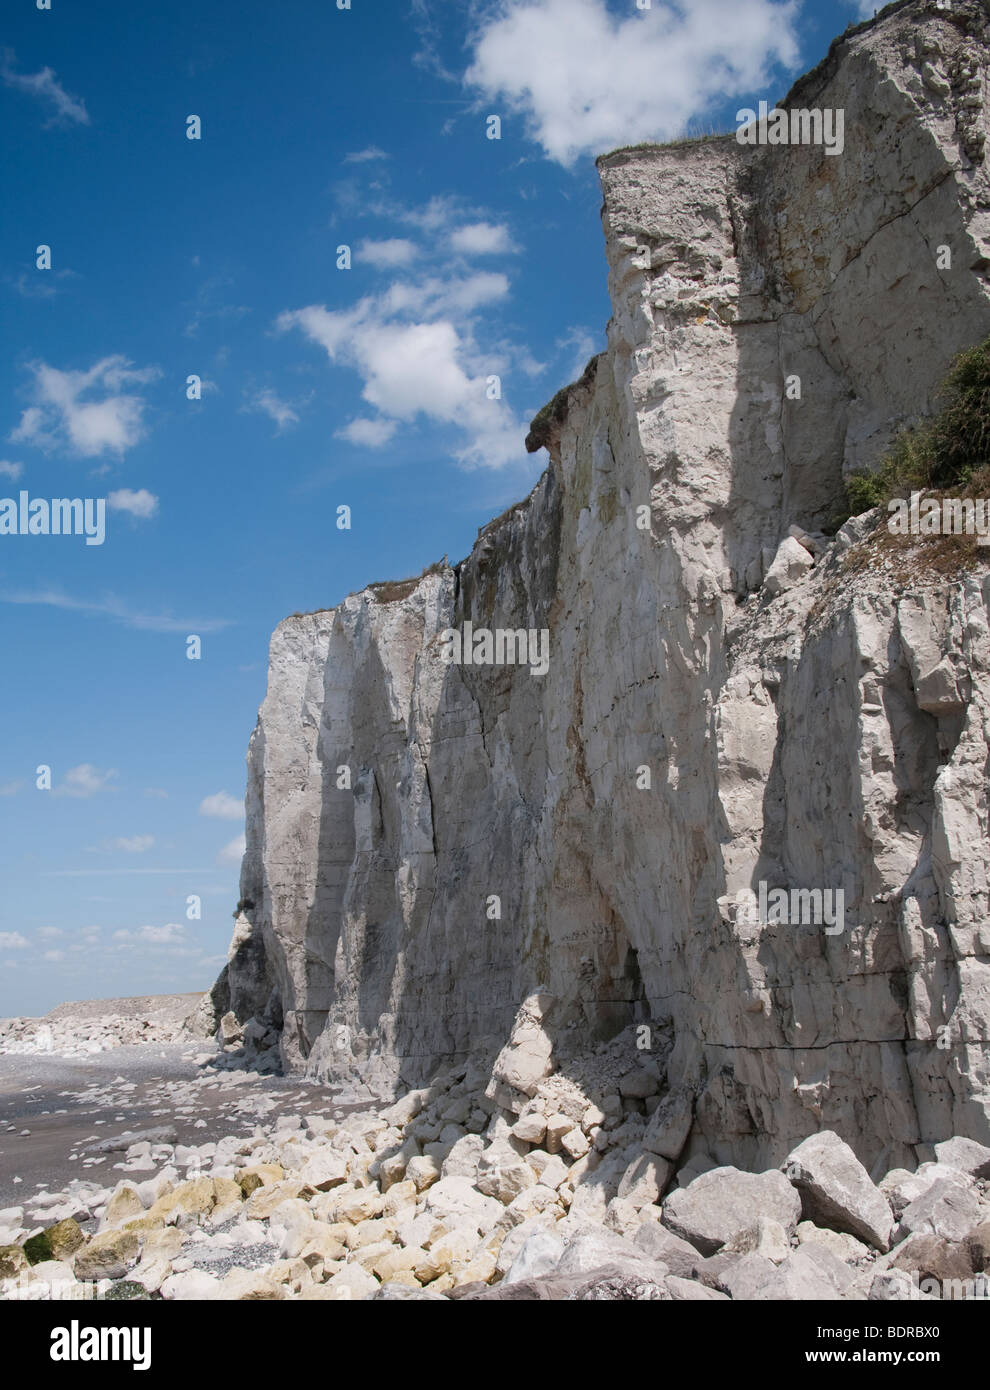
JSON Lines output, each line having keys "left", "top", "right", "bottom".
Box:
{"left": 662, "top": 1168, "right": 802, "bottom": 1256}
{"left": 783, "top": 1131, "right": 893, "bottom": 1251}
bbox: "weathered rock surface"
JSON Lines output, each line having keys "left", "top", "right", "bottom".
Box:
{"left": 783, "top": 1132, "right": 893, "bottom": 1251}
{"left": 661, "top": 1167, "right": 802, "bottom": 1256}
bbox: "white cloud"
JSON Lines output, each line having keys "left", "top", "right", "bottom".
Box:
{"left": 335, "top": 417, "right": 398, "bottom": 448}
{"left": 391, "top": 195, "right": 465, "bottom": 233}
{"left": 278, "top": 275, "right": 524, "bottom": 469}
{"left": 0, "top": 932, "right": 28, "bottom": 949}
{"left": 249, "top": 388, "right": 299, "bottom": 432}
{"left": 0, "top": 588, "right": 230, "bottom": 633}
{"left": 38, "top": 927, "right": 64, "bottom": 939}
{"left": 108, "top": 488, "right": 158, "bottom": 520}
{"left": 358, "top": 238, "right": 420, "bottom": 269}
{"left": 218, "top": 834, "right": 246, "bottom": 865}
{"left": 1, "top": 49, "right": 90, "bottom": 127}
{"left": 0, "top": 460, "right": 23, "bottom": 480}
{"left": 380, "top": 272, "right": 510, "bottom": 318}
{"left": 11, "top": 356, "right": 159, "bottom": 457}
{"left": 344, "top": 145, "right": 389, "bottom": 163}
{"left": 463, "top": 0, "right": 800, "bottom": 165}
{"left": 199, "top": 791, "right": 243, "bottom": 821}
{"left": 54, "top": 764, "right": 117, "bottom": 799}
{"left": 449, "top": 222, "right": 516, "bottom": 256}
{"left": 113, "top": 922, "right": 186, "bottom": 946}
{"left": 42, "top": 949, "right": 65, "bottom": 962}
{"left": 107, "top": 835, "right": 155, "bottom": 854}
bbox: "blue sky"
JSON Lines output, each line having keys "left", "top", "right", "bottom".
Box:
{"left": 0, "top": 0, "right": 875, "bottom": 1016}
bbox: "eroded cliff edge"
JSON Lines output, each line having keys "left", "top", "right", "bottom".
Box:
{"left": 215, "top": 0, "right": 990, "bottom": 1176}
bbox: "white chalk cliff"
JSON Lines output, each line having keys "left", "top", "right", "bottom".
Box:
{"left": 216, "top": 0, "right": 990, "bottom": 1179}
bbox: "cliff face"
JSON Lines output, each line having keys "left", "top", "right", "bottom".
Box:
{"left": 219, "top": 0, "right": 990, "bottom": 1174}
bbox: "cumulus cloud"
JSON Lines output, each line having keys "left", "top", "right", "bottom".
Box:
{"left": 358, "top": 238, "right": 420, "bottom": 269}
{"left": 0, "top": 932, "right": 28, "bottom": 949}
{"left": 449, "top": 222, "right": 516, "bottom": 256}
{"left": 108, "top": 488, "right": 158, "bottom": 520}
{"left": 42, "top": 949, "right": 65, "bottom": 962}
{"left": 335, "top": 417, "right": 398, "bottom": 448}
{"left": 249, "top": 388, "right": 299, "bottom": 433}
{"left": 10, "top": 356, "right": 159, "bottom": 457}
{"left": 218, "top": 834, "right": 246, "bottom": 865}
{"left": 278, "top": 273, "right": 524, "bottom": 469}
{"left": 463, "top": 0, "right": 800, "bottom": 165}
{"left": 54, "top": 764, "right": 117, "bottom": 798}
{"left": 0, "top": 460, "right": 23, "bottom": 480}
{"left": 1, "top": 49, "right": 90, "bottom": 127}
{"left": 199, "top": 791, "right": 243, "bottom": 821}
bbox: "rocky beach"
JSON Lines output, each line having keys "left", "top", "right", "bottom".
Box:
{"left": 1, "top": 997, "right": 989, "bottom": 1304}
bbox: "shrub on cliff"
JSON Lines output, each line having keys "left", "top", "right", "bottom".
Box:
{"left": 844, "top": 334, "right": 990, "bottom": 515}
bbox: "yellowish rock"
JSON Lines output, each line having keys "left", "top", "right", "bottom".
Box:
{"left": 45, "top": 1219, "right": 85, "bottom": 1260}
{"left": 299, "top": 1225, "right": 348, "bottom": 1265}
{"left": 382, "top": 1180, "right": 418, "bottom": 1216}
{"left": 351, "top": 1240, "right": 397, "bottom": 1272}
{"left": 0, "top": 1245, "right": 29, "bottom": 1279}
{"left": 370, "top": 1246, "right": 423, "bottom": 1282}
{"left": 455, "top": 1249, "right": 497, "bottom": 1285}
{"left": 266, "top": 1257, "right": 311, "bottom": 1294}
{"left": 345, "top": 1217, "right": 394, "bottom": 1251}
{"left": 101, "top": 1184, "right": 145, "bottom": 1230}
{"left": 237, "top": 1163, "right": 284, "bottom": 1196}
{"left": 411, "top": 1246, "right": 447, "bottom": 1284}
{"left": 73, "top": 1229, "right": 140, "bottom": 1281}
{"left": 334, "top": 1189, "right": 384, "bottom": 1224}
{"left": 211, "top": 1177, "right": 244, "bottom": 1213}
{"left": 430, "top": 1227, "right": 476, "bottom": 1269}
{"left": 245, "top": 1179, "right": 308, "bottom": 1219}
{"left": 221, "top": 1266, "right": 286, "bottom": 1300}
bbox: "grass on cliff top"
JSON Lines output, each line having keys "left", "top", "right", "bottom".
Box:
{"left": 833, "top": 333, "right": 990, "bottom": 582}
{"left": 367, "top": 557, "right": 447, "bottom": 604}
{"left": 600, "top": 127, "right": 734, "bottom": 162}
{"left": 286, "top": 559, "right": 448, "bottom": 618}
{"left": 526, "top": 353, "right": 602, "bottom": 452}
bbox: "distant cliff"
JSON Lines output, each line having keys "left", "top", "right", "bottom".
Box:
{"left": 215, "top": 0, "right": 990, "bottom": 1174}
